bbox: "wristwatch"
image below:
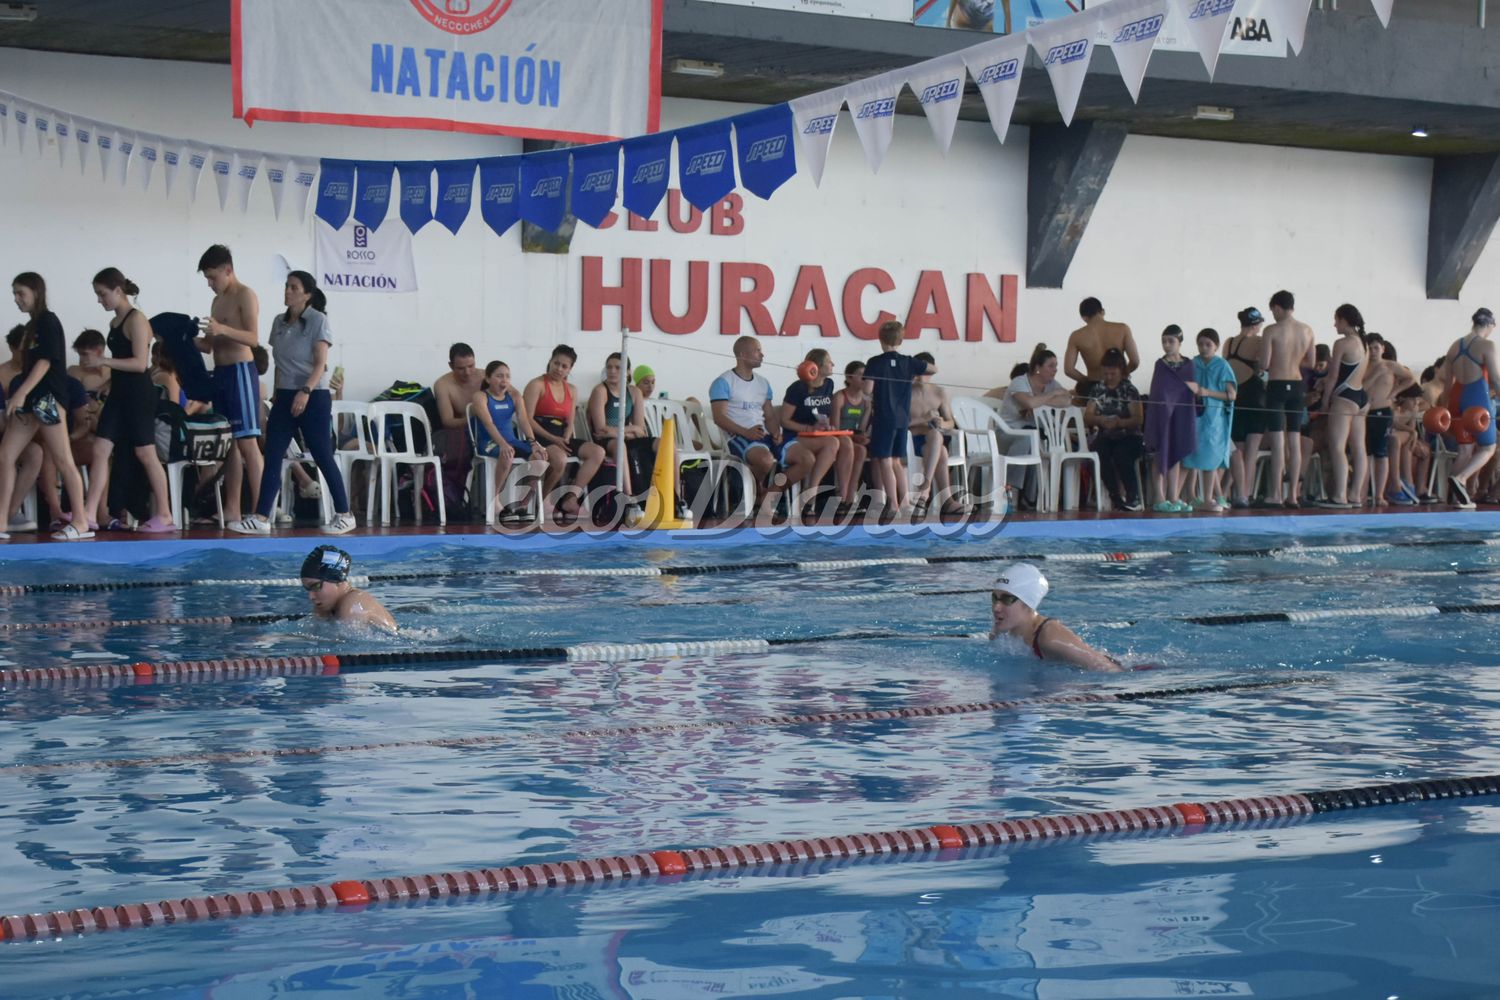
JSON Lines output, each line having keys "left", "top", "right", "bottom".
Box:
{"left": 297, "top": 386, "right": 312, "bottom": 395}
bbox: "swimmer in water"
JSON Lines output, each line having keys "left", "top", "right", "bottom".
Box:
{"left": 989, "top": 562, "right": 1124, "bottom": 672}
{"left": 300, "top": 545, "right": 396, "bottom": 631}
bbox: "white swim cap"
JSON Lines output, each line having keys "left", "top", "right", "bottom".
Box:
{"left": 993, "top": 562, "right": 1048, "bottom": 610}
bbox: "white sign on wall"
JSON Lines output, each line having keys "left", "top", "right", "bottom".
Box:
{"left": 699, "top": 0, "right": 909, "bottom": 19}
{"left": 233, "top": 0, "right": 663, "bottom": 142}
{"left": 314, "top": 220, "right": 419, "bottom": 294}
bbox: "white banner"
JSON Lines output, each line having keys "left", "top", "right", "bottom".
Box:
{"left": 234, "top": 0, "right": 662, "bottom": 142}
{"left": 31, "top": 107, "right": 51, "bottom": 159}
{"left": 1099, "top": 0, "right": 1171, "bottom": 103}
{"left": 906, "top": 54, "right": 968, "bottom": 156}
{"left": 95, "top": 127, "right": 115, "bottom": 180}
{"left": 1265, "top": 0, "right": 1313, "bottom": 54}
{"left": 843, "top": 70, "right": 905, "bottom": 173}
{"left": 210, "top": 149, "right": 235, "bottom": 209}
{"left": 185, "top": 145, "right": 212, "bottom": 203}
{"left": 135, "top": 134, "right": 162, "bottom": 190}
{"left": 229, "top": 151, "right": 261, "bottom": 214}
{"left": 161, "top": 142, "right": 186, "bottom": 197}
{"left": 789, "top": 89, "right": 847, "bottom": 188}
{"left": 1029, "top": 9, "right": 1104, "bottom": 127}
{"left": 314, "top": 219, "right": 418, "bottom": 294}
{"left": 1369, "top": 0, "right": 1392, "bottom": 26}
{"left": 1172, "top": 0, "right": 1239, "bottom": 78}
{"left": 962, "top": 34, "right": 1028, "bottom": 145}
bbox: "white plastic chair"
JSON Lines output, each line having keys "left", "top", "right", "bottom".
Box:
{"left": 332, "top": 401, "right": 378, "bottom": 514}
{"left": 685, "top": 397, "right": 756, "bottom": 520}
{"left": 952, "top": 396, "right": 1012, "bottom": 513}
{"left": 644, "top": 398, "right": 719, "bottom": 517}
{"left": 904, "top": 424, "right": 969, "bottom": 509}
{"left": 367, "top": 401, "right": 446, "bottom": 525}
{"left": 167, "top": 459, "right": 224, "bottom": 528}
{"left": 278, "top": 440, "right": 334, "bottom": 525}
{"left": 1034, "top": 405, "right": 1103, "bottom": 511}
{"left": 466, "top": 403, "right": 542, "bottom": 525}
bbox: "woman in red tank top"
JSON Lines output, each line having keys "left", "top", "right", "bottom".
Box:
{"left": 522, "top": 344, "right": 605, "bottom": 522}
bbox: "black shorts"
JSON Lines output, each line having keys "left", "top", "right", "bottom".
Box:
{"left": 1231, "top": 377, "right": 1268, "bottom": 442}
{"left": 1366, "top": 407, "right": 1394, "bottom": 458}
{"left": 95, "top": 389, "right": 157, "bottom": 448}
{"left": 1263, "top": 379, "right": 1306, "bottom": 434}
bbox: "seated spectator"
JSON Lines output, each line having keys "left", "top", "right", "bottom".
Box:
{"left": 69, "top": 330, "right": 110, "bottom": 420}
{"left": 832, "top": 360, "right": 871, "bottom": 498}
{"left": 470, "top": 360, "right": 547, "bottom": 523}
{"left": 0, "top": 327, "right": 46, "bottom": 532}
{"left": 983, "top": 362, "right": 1032, "bottom": 400}
{"left": 37, "top": 372, "right": 95, "bottom": 531}
{"left": 0, "top": 325, "right": 24, "bottom": 392}
{"left": 709, "top": 336, "right": 796, "bottom": 521}
{"left": 633, "top": 365, "right": 657, "bottom": 400}
{"left": 151, "top": 341, "right": 207, "bottom": 414}
{"left": 588, "top": 352, "right": 654, "bottom": 498}
{"left": 999, "top": 345, "right": 1072, "bottom": 508}
{"left": 1084, "top": 349, "right": 1145, "bottom": 511}
{"left": 908, "top": 351, "right": 965, "bottom": 519}
{"left": 523, "top": 344, "right": 605, "bottom": 523}
{"left": 432, "top": 342, "right": 486, "bottom": 515}
{"left": 779, "top": 348, "right": 848, "bottom": 520}
{"left": 1390, "top": 385, "right": 1429, "bottom": 505}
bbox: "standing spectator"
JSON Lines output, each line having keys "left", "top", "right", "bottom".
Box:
{"left": 780, "top": 348, "right": 852, "bottom": 519}
{"left": 432, "top": 342, "right": 485, "bottom": 515}
{"left": 1224, "top": 307, "right": 1266, "bottom": 507}
{"left": 908, "top": 351, "right": 965, "bottom": 519}
{"left": 832, "top": 360, "right": 871, "bottom": 499}
{"left": 1364, "top": 336, "right": 1416, "bottom": 506}
{"left": 1183, "top": 329, "right": 1236, "bottom": 511}
{"left": 194, "top": 245, "right": 263, "bottom": 525}
{"left": 1146, "top": 325, "right": 1196, "bottom": 512}
{"left": 1258, "top": 291, "right": 1317, "bottom": 508}
{"left": 1083, "top": 349, "right": 1146, "bottom": 511}
{"left": 231, "top": 271, "right": 355, "bottom": 535}
{"left": 524, "top": 344, "right": 606, "bottom": 523}
{"left": 1302, "top": 343, "right": 1332, "bottom": 503}
{"left": 866, "top": 321, "right": 933, "bottom": 517}
{"left": 1064, "top": 298, "right": 1139, "bottom": 400}
{"left": 1314, "top": 304, "right": 1371, "bottom": 509}
{"left": 1441, "top": 308, "right": 1500, "bottom": 508}
{"left": 999, "top": 345, "right": 1072, "bottom": 509}
{"left": 81, "top": 269, "right": 174, "bottom": 533}
{"left": 588, "top": 352, "right": 654, "bottom": 498}
{"left": 470, "top": 360, "right": 547, "bottom": 522}
{"left": 0, "top": 273, "right": 92, "bottom": 540}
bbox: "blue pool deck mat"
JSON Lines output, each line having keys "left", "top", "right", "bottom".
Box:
{"left": 0, "top": 510, "right": 1497, "bottom": 566}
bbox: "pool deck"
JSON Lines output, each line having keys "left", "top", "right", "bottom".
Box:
{"left": 1, "top": 506, "right": 1497, "bottom": 564}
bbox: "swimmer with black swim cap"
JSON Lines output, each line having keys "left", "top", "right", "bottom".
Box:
{"left": 300, "top": 545, "right": 396, "bottom": 631}
{"left": 990, "top": 562, "right": 1124, "bottom": 672}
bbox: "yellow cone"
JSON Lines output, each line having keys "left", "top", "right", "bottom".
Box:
{"left": 641, "top": 416, "right": 693, "bottom": 529}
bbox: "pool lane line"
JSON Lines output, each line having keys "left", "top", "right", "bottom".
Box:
{"left": 5, "top": 771, "right": 1492, "bottom": 942}
{"left": 0, "top": 677, "right": 1315, "bottom": 778}
{"left": 1, "top": 535, "right": 1495, "bottom": 596}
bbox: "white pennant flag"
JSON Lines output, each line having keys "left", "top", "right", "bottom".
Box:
{"left": 288, "top": 159, "right": 318, "bottom": 222}
{"left": 1028, "top": 11, "right": 1102, "bottom": 127}
{"left": 72, "top": 119, "right": 94, "bottom": 174}
{"left": 1369, "top": 0, "right": 1392, "bottom": 26}
{"left": 229, "top": 151, "right": 262, "bottom": 214}
{"left": 1099, "top": 0, "right": 1171, "bottom": 103}
{"left": 95, "top": 127, "right": 115, "bottom": 179}
{"left": 1265, "top": 0, "right": 1313, "bottom": 55}
{"left": 265, "top": 159, "right": 292, "bottom": 219}
{"left": 31, "top": 107, "right": 51, "bottom": 159}
{"left": 134, "top": 134, "right": 162, "bottom": 190}
{"left": 52, "top": 115, "right": 71, "bottom": 167}
{"left": 842, "top": 69, "right": 906, "bottom": 174}
{"left": 1171, "top": 0, "right": 1238, "bottom": 79}
{"left": 906, "top": 53, "right": 968, "bottom": 157}
{"left": 184, "top": 145, "right": 213, "bottom": 203}
{"left": 0, "top": 93, "right": 10, "bottom": 147}
{"left": 11, "top": 101, "right": 29, "bottom": 155}
{"left": 210, "top": 149, "right": 236, "bottom": 209}
{"left": 112, "top": 131, "right": 137, "bottom": 188}
{"left": 962, "top": 35, "right": 1029, "bottom": 146}
{"left": 789, "top": 89, "right": 847, "bottom": 188}
{"left": 161, "top": 142, "right": 186, "bottom": 197}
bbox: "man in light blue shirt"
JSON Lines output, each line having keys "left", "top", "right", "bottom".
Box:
{"left": 710, "top": 336, "right": 799, "bottom": 520}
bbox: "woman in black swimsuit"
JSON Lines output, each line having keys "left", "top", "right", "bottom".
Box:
{"left": 989, "top": 563, "right": 1123, "bottom": 672}
{"left": 1225, "top": 307, "right": 1266, "bottom": 508}
{"left": 1314, "top": 304, "right": 1370, "bottom": 509}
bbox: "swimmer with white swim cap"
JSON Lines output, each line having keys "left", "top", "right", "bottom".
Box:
{"left": 990, "top": 562, "right": 1124, "bottom": 672}
{"left": 300, "top": 545, "right": 396, "bottom": 632}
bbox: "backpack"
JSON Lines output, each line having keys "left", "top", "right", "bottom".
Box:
{"left": 155, "top": 400, "right": 233, "bottom": 464}
{"left": 372, "top": 380, "right": 439, "bottom": 452}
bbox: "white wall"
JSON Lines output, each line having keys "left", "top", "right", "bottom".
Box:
{"left": 1, "top": 48, "right": 1493, "bottom": 406}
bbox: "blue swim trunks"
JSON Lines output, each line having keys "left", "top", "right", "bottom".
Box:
{"left": 213, "top": 360, "right": 262, "bottom": 439}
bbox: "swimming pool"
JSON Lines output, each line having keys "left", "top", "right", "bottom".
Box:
{"left": 3, "top": 519, "right": 1500, "bottom": 997}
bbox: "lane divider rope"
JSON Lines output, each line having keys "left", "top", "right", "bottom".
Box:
{"left": 5, "top": 772, "right": 1492, "bottom": 942}
{"left": 0, "top": 678, "right": 1314, "bottom": 778}
{"left": 0, "top": 536, "right": 1492, "bottom": 596}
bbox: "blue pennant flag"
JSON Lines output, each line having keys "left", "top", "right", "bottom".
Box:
{"left": 397, "top": 162, "right": 434, "bottom": 234}
{"left": 434, "top": 160, "right": 477, "bottom": 235}
{"left": 621, "top": 133, "right": 672, "bottom": 219}
{"left": 478, "top": 156, "right": 523, "bottom": 238}
{"left": 733, "top": 105, "right": 797, "bottom": 200}
{"left": 569, "top": 142, "right": 620, "bottom": 228}
{"left": 314, "top": 159, "right": 356, "bottom": 230}
{"left": 519, "top": 150, "right": 571, "bottom": 232}
{"left": 353, "top": 161, "right": 395, "bottom": 230}
{"left": 676, "top": 120, "right": 736, "bottom": 212}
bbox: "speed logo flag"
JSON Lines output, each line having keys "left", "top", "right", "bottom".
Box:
{"left": 962, "top": 34, "right": 1029, "bottom": 145}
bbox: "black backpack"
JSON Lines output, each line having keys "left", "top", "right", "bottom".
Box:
{"left": 372, "top": 380, "right": 440, "bottom": 452}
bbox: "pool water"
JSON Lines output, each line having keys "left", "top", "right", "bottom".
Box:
{"left": 2, "top": 525, "right": 1499, "bottom": 998}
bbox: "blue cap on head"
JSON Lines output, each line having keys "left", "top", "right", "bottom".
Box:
{"left": 301, "top": 545, "right": 352, "bottom": 583}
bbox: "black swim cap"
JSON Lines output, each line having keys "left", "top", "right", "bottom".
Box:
{"left": 301, "top": 545, "right": 352, "bottom": 583}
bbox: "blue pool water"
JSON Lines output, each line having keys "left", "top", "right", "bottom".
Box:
{"left": 3, "top": 522, "right": 1500, "bottom": 997}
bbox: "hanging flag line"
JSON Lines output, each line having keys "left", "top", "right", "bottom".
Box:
{"left": 3, "top": 768, "right": 1486, "bottom": 943}
{"left": 0, "top": 1, "right": 1397, "bottom": 230}
{"left": 0, "top": 532, "right": 1488, "bottom": 597}
{"left": 0, "top": 678, "right": 1313, "bottom": 778}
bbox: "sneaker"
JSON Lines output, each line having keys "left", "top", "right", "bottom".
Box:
{"left": 228, "top": 515, "right": 271, "bottom": 535}
{"left": 322, "top": 513, "right": 357, "bottom": 535}
{"left": 1450, "top": 477, "right": 1476, "bottom": 509}
{"left": 1418, "top": 493, "right": 1439, "bottom": 505}
{"left": 1122, "top": 498, "right": 1144, "bottom": 512}
{"left": 1230, "top": 498, "right": 1250, "bottom": 510}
